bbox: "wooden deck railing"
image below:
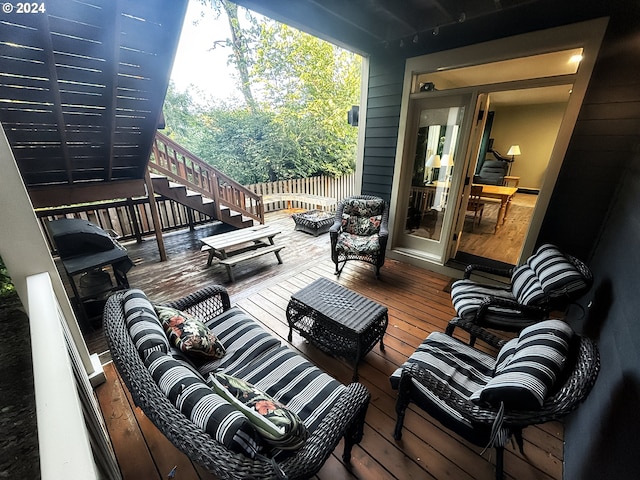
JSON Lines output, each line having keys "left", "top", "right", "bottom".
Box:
{"left": 36, "top": 197, "right": 214, "bottom": 249}
{"left": 149, "top": 131, "right": 265, "bottom": 223}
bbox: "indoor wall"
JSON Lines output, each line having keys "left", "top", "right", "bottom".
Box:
{"left": 490, "top": 102, "right": 567, "bottom": 190}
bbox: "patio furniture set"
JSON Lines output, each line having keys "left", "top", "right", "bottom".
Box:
{"left": 103, "top": 195, "right": 599, "bottom": 480}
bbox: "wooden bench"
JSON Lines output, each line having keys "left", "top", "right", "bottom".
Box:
{"left": 218, "top": 244, "right": 284, "bottom": 282}
{"left": 262, "top": 193, "right": 336, "bottom": 211}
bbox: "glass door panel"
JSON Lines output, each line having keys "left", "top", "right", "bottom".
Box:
{"left": 398, "top": 94, "right": 474, "bottom": 262}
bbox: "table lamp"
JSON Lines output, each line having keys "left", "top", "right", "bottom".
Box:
{"left": 426, "top": 154, "right": 441, "bottom": 183}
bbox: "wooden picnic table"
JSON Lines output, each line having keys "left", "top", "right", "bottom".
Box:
{"left": 200, "top": 225, "right": 284, "bottom": 281}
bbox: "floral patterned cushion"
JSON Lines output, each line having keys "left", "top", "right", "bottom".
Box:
{"left": 208, "top": 372, "right": 308, "bottom": 451}
{"left": 336, "top": 231, "right": 380, "bottom": 255}
{"left": 342, "top": 197, "right": 384, "bottom": 217}
{"left": 342, "top": 213, "right": 382, "bottom": 236}
{"left": 154, "top": 305, "right": 226, "bottom": 359}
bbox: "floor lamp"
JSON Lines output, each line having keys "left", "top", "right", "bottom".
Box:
{"left": 507, "top": 145, "right": 521, "bottom": 176}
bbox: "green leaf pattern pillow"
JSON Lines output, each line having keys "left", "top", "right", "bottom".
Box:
{"left": 208, "top": 372, "right": 308, "bottom": 450}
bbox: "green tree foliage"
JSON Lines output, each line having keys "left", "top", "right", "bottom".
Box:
{"left": 163, "top": 3, "right": 361, "bottom": 185}
{"left": 0, "top": 256, "right": 15, "bottom": 297}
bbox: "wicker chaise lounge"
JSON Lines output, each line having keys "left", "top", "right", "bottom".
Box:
{"left": 104, "top": 285, "right": 371, "bottom": 480}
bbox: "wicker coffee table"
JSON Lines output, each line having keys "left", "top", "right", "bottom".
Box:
{"left": 286, "top": 277, "right": 388, "bottom": 381}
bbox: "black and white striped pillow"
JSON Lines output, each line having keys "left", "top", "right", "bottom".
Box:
{"left": 528, "top": 244, "right": 587, "bottom": 298}
{"left": 511, "top": 264, "right": 546, "bottom": 306}
{"left": 122, "top": 289, "right": 169, "bottom": 359}
{"left": 145, "top": 351, "right": 261, "bottom": 458}
{"left": 471, "top": 319, "right": 573, "bottom": 409}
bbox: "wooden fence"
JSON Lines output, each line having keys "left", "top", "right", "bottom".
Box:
{"left": 246, "top": 173, "right": 357, "bottom": 212}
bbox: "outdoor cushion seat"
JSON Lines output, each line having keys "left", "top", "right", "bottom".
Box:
{"left": 104, "top": 285, "right": 370, "bottom": 480}
{"left": 390, "top": 318, "right": 600, "bottom": 480}
{"left": 449, "top": 243, "right": 593, "bottom": 336}
{"left": 330, "top": 195, "right": 389, "bottom": 278}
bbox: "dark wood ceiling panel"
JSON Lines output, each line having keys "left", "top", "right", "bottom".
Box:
{"left": 0, "top": 0, "right": 188, "bottom": 202}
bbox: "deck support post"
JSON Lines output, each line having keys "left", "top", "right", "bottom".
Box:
{"left": 145, "top": 169, "right": 167, "bottom": 261}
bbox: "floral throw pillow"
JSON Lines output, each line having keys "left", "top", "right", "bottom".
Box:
{"left": 208, "top": 372, "right": 308, "bottom": 451}
{"left": 341, "top": 213, "right": 382, "bottom": 236}
{"left": 154, "top": 305, "right": 226, "bottom": 359}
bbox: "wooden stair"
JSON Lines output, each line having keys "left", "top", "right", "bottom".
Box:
{"left": 150, "top": 174, "right": 254, "bottom": 230}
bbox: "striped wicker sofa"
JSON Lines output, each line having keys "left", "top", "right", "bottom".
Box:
{"left": 104, "top": 286, "right": 370, "bottom": 480}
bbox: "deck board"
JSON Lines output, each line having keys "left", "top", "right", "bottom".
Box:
{"left": 90, "top": 210, "right": 563, "bottom": 480}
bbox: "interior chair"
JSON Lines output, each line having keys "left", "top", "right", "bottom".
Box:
{"left": 474, "top": 159, "right": 509, "bottom": 185}
{"left": 390, "top": 318, "right": 600, "bottom": 480}
{"left": 448, "top": 243, "right": 593, "bottom": 337}
{"left": 330, "top": 195, "right": 389, "bottom": 278}
{"left": 466, "top": 184, "right": 485, "bottom": 231}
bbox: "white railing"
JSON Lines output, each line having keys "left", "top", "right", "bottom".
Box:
{"left": 27, "top": 272, "right": 121, "bottom": 480}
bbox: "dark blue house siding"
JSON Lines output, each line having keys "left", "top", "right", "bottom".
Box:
{"left": 360, "top": 57, "right": 404, "bottom": 202}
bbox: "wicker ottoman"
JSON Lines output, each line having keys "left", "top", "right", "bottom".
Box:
{"left": 286, "top": 277, "right": 388, "bottom": 381}
{"left": 291, "top": 210, "right": 335, "bottom": 236}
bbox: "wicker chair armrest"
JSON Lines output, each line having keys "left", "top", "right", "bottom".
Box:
{"left": 329, "top": 218, "right": 342, "bottom": 235}
{"left": 567, "top": 254, "right": 594, "bottom": 286}
{"left": 166, "top": 285, "right": 231, "bottom": 319}
{"left": 464, "top": 263, "right": 514, "bottom": 280}
{"left": 474, "top": 296, "right": 548, "bottom": 322}
{"left": 447, "top": 318, "right": 507, "bottom": 349}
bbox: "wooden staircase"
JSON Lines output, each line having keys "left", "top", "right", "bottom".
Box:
{"left": 148, "top": 132, "right": 265, "bottom": 229}
{"left": 150, "top": 175, "right": 252, "bottom": 229}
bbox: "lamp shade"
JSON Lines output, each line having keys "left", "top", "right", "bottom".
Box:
{"left": 426, "top": 154, "right": 441, "bottom": 168}
{"left": 507, "top": 145, "right": 521, "bottom": 156}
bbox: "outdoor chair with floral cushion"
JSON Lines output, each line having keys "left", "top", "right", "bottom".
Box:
{"left": 330, "top": 195, "right": 389, "bottom": 278}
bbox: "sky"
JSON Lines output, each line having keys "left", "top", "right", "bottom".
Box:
{"left": 169, "top": 1, "right": 240, "bottom": 103}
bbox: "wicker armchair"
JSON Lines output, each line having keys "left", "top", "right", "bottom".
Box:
{"left": 449, "top": 243, "right": 593, "bottom": 337}
{"left": 391, "top": 318, "right": 600, "bottom": 480}
{"left": 104, "top": 286, "right": 370, "bottom": 480}
{"left": 330, "top": 195, "right": 389, "bottom": 278}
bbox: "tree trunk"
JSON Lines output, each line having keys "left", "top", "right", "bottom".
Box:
{"left": 221, "top": 0, "right": 258, "bottom": 113}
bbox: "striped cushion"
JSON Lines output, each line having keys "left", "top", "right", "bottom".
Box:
{"left": 494, "top": 338, "right": 518, "bottom": 374}
{"left": 390, "top": 332, "right": 496, "bottom": 428}
{"left": 196, "top": 307, "right": 282, "bottom": 377}
{"left": 145, "top": 351, "right": 261, "bottom": 458}
{"left": 222, "top": 345, "right": 347, "bottom": 435}
{"left": 471, "top": 319, "right": 573, "bottom": 409}
{"left": 450, "top": 279, "right": 522, "bottom": 322}
{"left": 528, "top": 244, "right": 587, "bottom": 298}
{"left": 511, "top": 264, "right": 546, "bottom": 306}
{"left": 122, "top": 289, "right": 169, "bottom": 359}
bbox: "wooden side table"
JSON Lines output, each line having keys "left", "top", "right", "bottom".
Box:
{"left": 286, "top": 277, "right": 388, "bottom": 381}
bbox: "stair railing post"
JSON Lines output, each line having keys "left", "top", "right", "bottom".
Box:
{"left": 211, "top": 172, "right": 222, "bottom": 220}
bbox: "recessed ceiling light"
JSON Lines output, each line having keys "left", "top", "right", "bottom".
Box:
{"left": 569, "top": 54, "right": 583, "bottom": 64}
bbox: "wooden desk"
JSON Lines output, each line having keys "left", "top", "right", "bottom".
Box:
{"left": 200, "top": 225, "right": 283, "bottom": 281}
{"left": 475, "top": 184, "right": 518, "bottom": 232}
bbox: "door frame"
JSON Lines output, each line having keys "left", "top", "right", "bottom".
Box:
{"left": 386, "top": 17, "right": 609, "bottom": 274}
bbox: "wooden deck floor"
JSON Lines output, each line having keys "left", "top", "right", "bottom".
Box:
{"left": 92, "top": 210, "right": 562, "bottom": 480}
